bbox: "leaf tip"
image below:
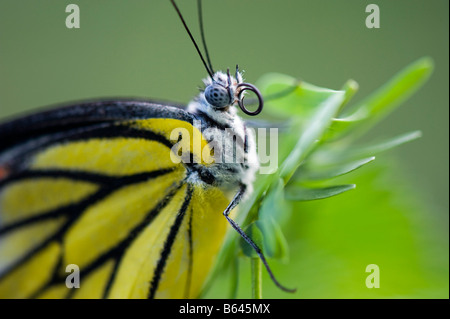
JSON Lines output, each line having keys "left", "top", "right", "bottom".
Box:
{"left": 410, "top": 56, "right": 435, "bottom": 80}
{"left": 345, "top": 79, "right": 360, "bottom": 91}
{"left": 416, "top": 56, "right": 434, "bottom": 71}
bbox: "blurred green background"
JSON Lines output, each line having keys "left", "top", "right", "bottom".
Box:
{"left": 0, "top": 0, "right": 447, "bottom": 298}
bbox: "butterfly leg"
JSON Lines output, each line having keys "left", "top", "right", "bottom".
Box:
{"left": 223, "top": 184, "right": 296, "bottom": 293}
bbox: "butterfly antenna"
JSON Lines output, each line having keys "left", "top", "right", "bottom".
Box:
{"left": 197, "top": 0, "right": 214, "bottom": 74}
{"left": 170, "top": 0, "right": 214, "bottom": 78}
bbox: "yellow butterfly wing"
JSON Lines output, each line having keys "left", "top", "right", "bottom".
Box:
{"left": 0, "top": 101, "right": 230, "bottom": 298}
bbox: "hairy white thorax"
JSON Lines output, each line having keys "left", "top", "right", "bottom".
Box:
{"left": 186, "top": 71, "right": 259, "bottom": 196}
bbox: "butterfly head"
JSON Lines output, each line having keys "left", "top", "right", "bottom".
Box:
{"left": 203, "top": 66, "right": 263, "bottom": 116}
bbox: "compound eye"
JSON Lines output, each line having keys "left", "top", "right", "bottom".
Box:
{"left": 204, "top": 84, "right": 231, "bottom": 109}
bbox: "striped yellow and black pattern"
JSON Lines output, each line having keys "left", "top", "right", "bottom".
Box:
{"left": 0, "top": 101, "right": 231, "bottom": 298}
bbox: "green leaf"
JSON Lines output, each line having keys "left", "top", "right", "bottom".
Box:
{"left": 279, "top": 90, "right": 345, "bottom": 182}
{"left": 310, "top": 131, "right": 422, "bottom": 166}
{"left": 349, "top": 57, "right": 433, "bottom": 118}
{"left": 259, "top": 178, "right": 288, "bottom": 222}
{"left": 240, "top": 219, "right": 289, "bottom": 261}
{"left": 259, "top": 218, "right": 289, "bottom": 261}
{"left": 256, "top": 73, "right": 342, "bottom": 119}
{"left": 285, "top": 184, "right": 356, "bottom": 201}
{"left": 346, "top": 131, "right": 422, "bottom": 159}
{"left": 240, "top": 222, "right": 265, "bottom": 258}
{"left": 323, "top": 57, "right": 434, "bottom": 141}
{"left": 297, "top": 157, "right": 375, "bottom": 181}
{"left": 337, "top": 79, "right": 359, "bottom": 113}
{"left": 347, "top": 131, "right": 422, "bottom": 162}
{"left": 239, "top": 173, "right": 277, "bottom": 225}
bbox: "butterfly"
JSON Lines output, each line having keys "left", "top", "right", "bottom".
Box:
{"left": 0, "top": 0, "right": 294, "bottom": 298}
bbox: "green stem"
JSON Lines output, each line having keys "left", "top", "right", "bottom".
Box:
{"left": 251, "top": 258, "right": 262, "bottom": 299}
{"left": 229, "top": 257, "right": 239, "bottom": 299}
